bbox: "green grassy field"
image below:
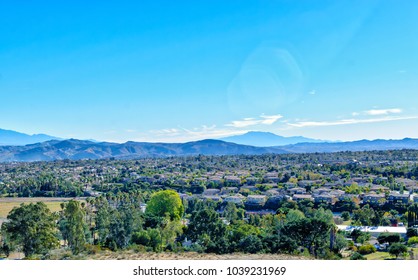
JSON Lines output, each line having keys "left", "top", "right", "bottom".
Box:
{"left": 365, "top": 247, "right": 418, "bottom": 260}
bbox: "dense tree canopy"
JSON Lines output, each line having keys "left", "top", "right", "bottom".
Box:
{"left": 1, "top": 202, "right": 59, "bottom": 257}
{"left": 59, "top": 200, "right": 88, "bottom": 255}
{"left": 146, "top": 190, "right": 184, "bottom": 221}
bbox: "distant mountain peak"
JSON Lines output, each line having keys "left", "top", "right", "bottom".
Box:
{"left": 219, "top": 131, "right": 324, "bottom": 147}
{"left": 0, "top": 128, "right": 61, "bottom": 146}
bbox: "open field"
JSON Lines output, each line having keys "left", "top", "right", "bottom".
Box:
{"left": 0, "top": 197, "right": 85, "bottom": 220}
{"left": 365, "top": 247, "right": 418, "bottom": 260}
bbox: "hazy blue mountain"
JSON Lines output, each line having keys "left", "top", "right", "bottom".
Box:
{"left": 0, "top": 128, "right": 61, "bottom": 146}
{"left": 220, "top": 131, "right": 324, "bottom": 147}
{"left": 0, "top": 137, "right": 418, "bottom": 162}
{"left": 277, "top": 138, "right": 418, "bottom": 153}
{"left": 0, "top": 139, "right": 275, "bottom": 162}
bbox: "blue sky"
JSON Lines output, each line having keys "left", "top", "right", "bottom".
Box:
{"left": 1, "top": 0, "right": 418, "bottom": 142}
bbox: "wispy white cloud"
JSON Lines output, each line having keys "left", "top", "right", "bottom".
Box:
{"left": 226, "top": 114, "right": 283, "bottom": 128}
{"left": 260, "top": 114, "right": 283, "bottom": 124}
{"left": 309, "top": 90, "right": 316, "bottom": 95}
{"left": 145, "top": 125, "right": 248, "bottom": 142}
{"left": 138, "top": 114, "right": 284, "bottom": 142}
{"left": 351, "top": 108, "right": 402, "bottom": 117}
{"left": 289, "top": 116, "right": 418, "bottom": 128}
{"left": 226, "top": 118, "right": 259, "bottom": 128}
{"left": 364, "top": 108, "right": 402, "bottom": 116}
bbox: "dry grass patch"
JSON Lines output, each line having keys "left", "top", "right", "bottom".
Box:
{"left": 0, "top": 197, "right": 85, "bottom": 219}
{"left": 88, "top": 251, "right": 312, "bottom": 260}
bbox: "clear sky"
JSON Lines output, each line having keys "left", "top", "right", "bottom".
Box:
{"left": 1, "top": 0, "right": 418, "bottom": 143}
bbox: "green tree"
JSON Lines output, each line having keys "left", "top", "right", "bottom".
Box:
{"left": 107, "top": 204, "right": 142, "bottom": 249}
{"left": 223, "top": 202, "right": 240, "bottom": 224}
{"left": 282, "top": 208, "right": 334, "bottom": 256}
{"left": 59, "top": 200, "right": 88, "bottom": 255}
{"left": 186, "top": 203, "right": 227, "bottom": 253}
{"left": 148, "top": 228, "right": 163, "bottom": 252}
{"left": 1, "top": 202, "right": 59, "bottom": 258}
{"left": 239, "top": 234, "right": 263, "bottom": 253}
{"left": 377, "top": 233, "right": 401, "bottom": 245}
{"left": 388, "top": 243, "right": 408, "bottom": 259}
{"left": 285, "top": 209, "right": 305, "bottom": 223}
{"left": 352, "top": 205, "right": 378, "bottom": 226}
{"left": 160, "top": 215, "right": 183, "bottom": 250}
{"left": 146, "top": 190, "right": 184, "bottom": 221}
{"left": 341, "top": 211, "right": 350, "bottom": 221}
{"left": 350, "top": 229, "right": 371, "bottom": 244}
{"left": 334, "top": 232, "right": 348, "bottom": 254}
{"left": 94, "top": 198, "right": 111, "bottom": 246}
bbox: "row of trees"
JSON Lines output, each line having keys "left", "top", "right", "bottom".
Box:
{"left": 0, "top": 190, "right": 341, "bottom": 259}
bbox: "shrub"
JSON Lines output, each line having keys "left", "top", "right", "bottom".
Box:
{"left": 84, "top": 244, "right": 101, "bottom": 255}
{"left": 408, "top": 236, "right": 418, "bottom": 246}
{"left": 132, "top": 231, "right": 151, "bottom": 246}
{"left": 358, "top": 244, "right": 376, "bottom": 255}
{"left": 350, "top": 252, "right": 366, "bottom": 260}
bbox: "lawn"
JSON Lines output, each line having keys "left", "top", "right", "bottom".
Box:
{"left": 365, "top": 251, "right": 394, "bottom": 260}
{"left": 366, "top": 247, "right": 418, "bottom": 260}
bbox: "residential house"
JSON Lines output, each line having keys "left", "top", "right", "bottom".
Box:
{"left": 369, "top": 185, "right": 390, "bottom": 193}
{"left": 314, "top": 193, "right": 336, "bottom": 205}
{"left": 287, "top": 187, "right": 307, "bottom": 195}
{"left": 203, "top": 188, "right": 221, "bottom": 196}
{"left": 220, "top": 187, "right": 239, "bottom": 195}
{"left": 363, "top": 193, "right": 386, "bottom": 206}
{"left": 224, "top": 194, "right": 245, "bottom": 204}
{"left": 329, "top": 189, "right": 346, "bottom": 198}
{"left": 263, "top": 172, "right": 281, "bottom": 183}
{"left": 240, "top": 185, "right": 258, "bottom": 192}
{"left": 245, "top": 176, "right": 260, "bottom": 185}
{"left": 245, "top": 195, "right": 267, "bottom": 208}
{"left": 202, "top": 195, "right": 222, "bottom": 202}
{"left": 292, "top": 194, "right": 314, "bottom": 202}
{"left": 224, "top": 176, "right": 241, "bottom": 186}
{"left": 297, "top": 180, "right": 318, "bottom": 189}
{"left": 265, "top": 188, "right": 282, "bottom": 196}
{"left": 387, "top": 192, "right": 410, "bottom": 206}
{"left": 312, "top": 187, "right": 331, "bottom": 195}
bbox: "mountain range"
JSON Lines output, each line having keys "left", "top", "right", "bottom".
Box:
{"left": 1, "top": 129, "right": 418, "bottom": 162}
{"left": 0, "top": 137, "right": 417, "bottom": 162}
{"left": 220, "top": 131, "right": 324, "bottom": 146}
{"left": 0, "top": 139, "right": 273, "bottom": 162}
